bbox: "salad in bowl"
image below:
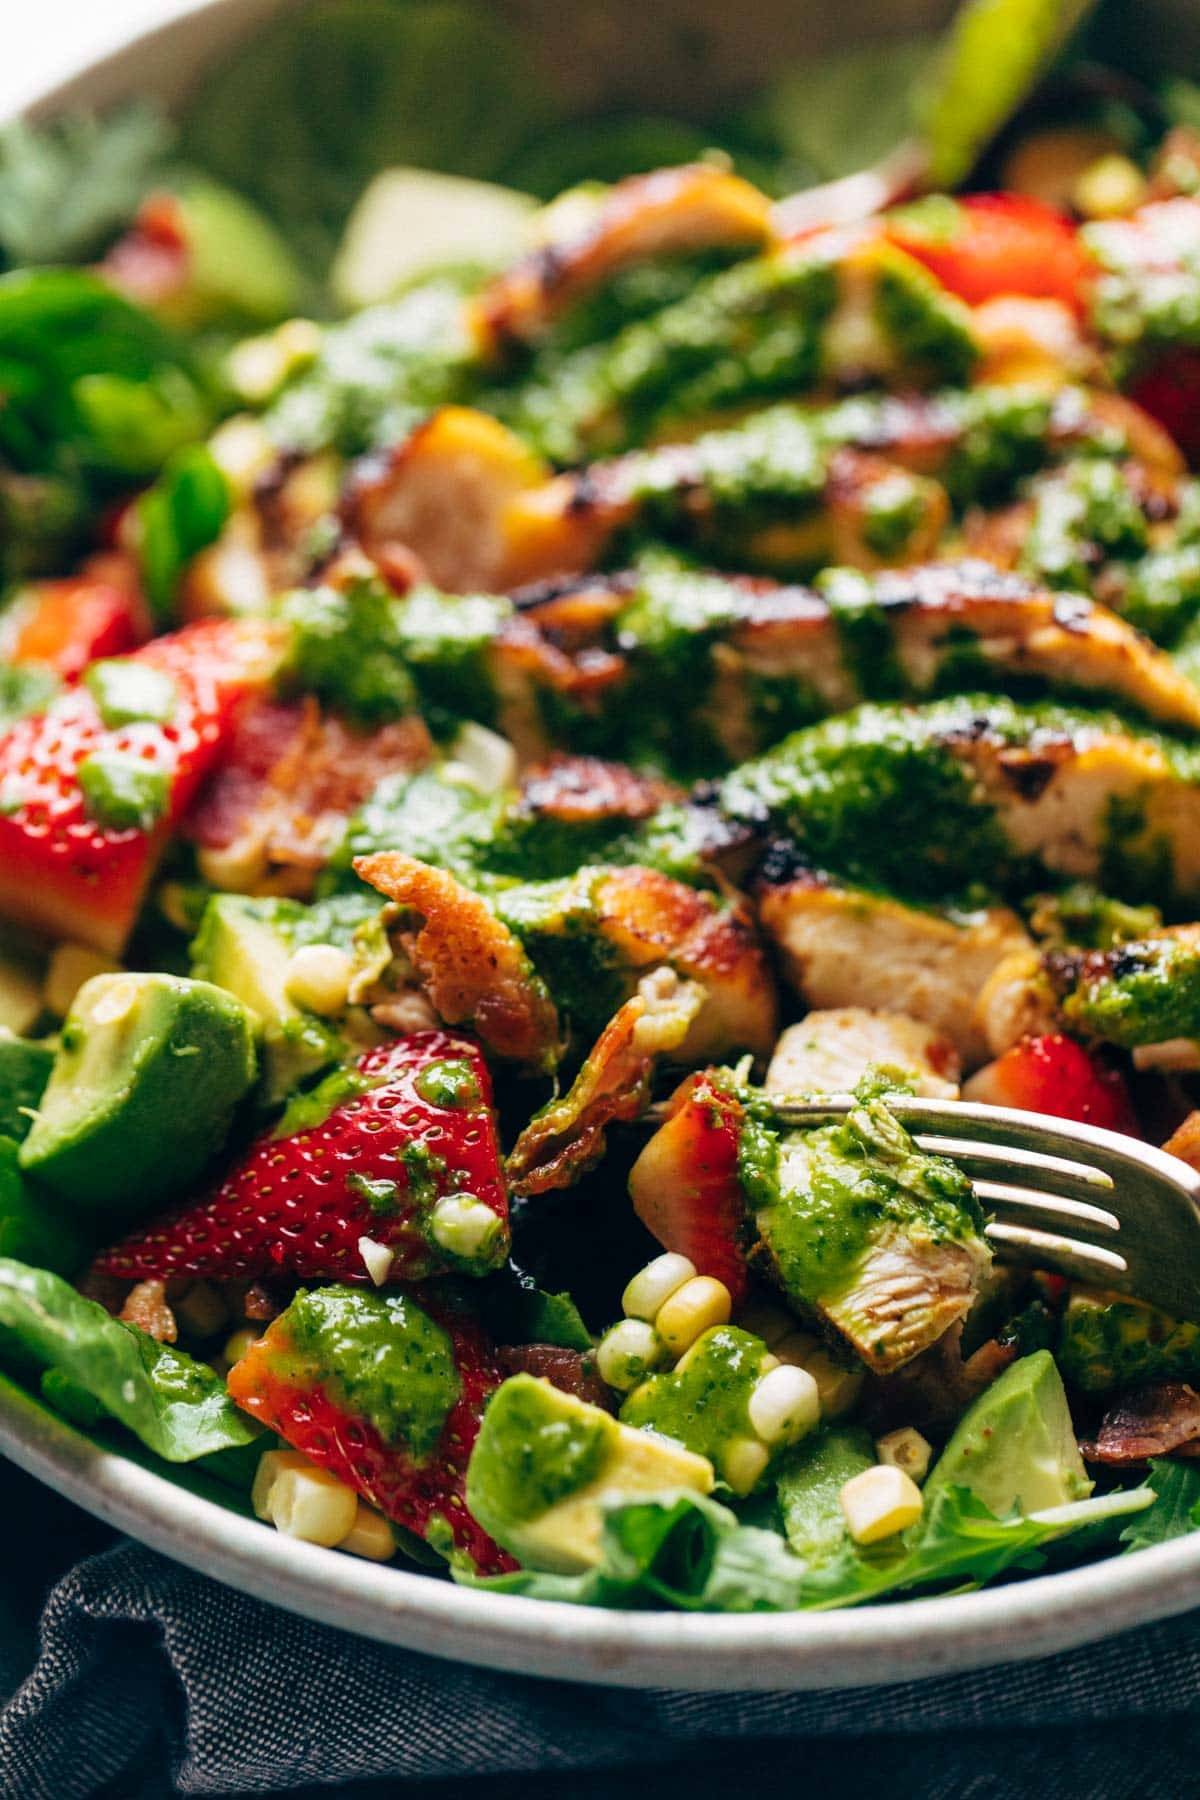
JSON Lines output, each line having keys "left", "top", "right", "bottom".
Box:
{"left": 3, "top": 0, "right": 1200, "bottom": 1620}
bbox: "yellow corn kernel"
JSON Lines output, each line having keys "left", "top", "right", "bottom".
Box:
{"left": 747, "top": 1364, "right": 820, "bottom": 1447}
{"left": 207, "top": 414, "right": 277, "bottom": 498}
{"left": 284, "top": 943, "right": 354, "bottom": 1016}
{"left": 1074, "top": 153, "right": 1147, "bottom": 221}
{"left": 197, "top": 836, "right": 270, "bottom": 894}
{"left": 839, "top": 1464, "right": 924, "bottom": 1545}
{"left": 876, "top": 1426, "right": 933, "bottom": 1485}
{"left": 267, "top": 1460, "right": 359, "bottom": 1547}
{"left": 428, "top": 1194, "right": 503, "bottom": 1262}
{"left": 228, "top": 319, "right": 323, "bottom": 405}
{"left": 596, "top": 1318, "right": 663, "bottom": 1391}
{"left": 251, "top": 1454, "right": 307, "bottom": 1526}
{"left": 722, "top": 1436, "right": 771, "bottom": 1496}
{"left": 654, "top": 1276, "right": 732, "bottom": 1357}
{"left": 339, "top": 1502, "right": 396, "bottom": 1562}
{"left": 621, "top": 1252, "right": 697, "bottom": 1323}
{"left": 44, "top": 943, "right": 120, "bottom": 1019}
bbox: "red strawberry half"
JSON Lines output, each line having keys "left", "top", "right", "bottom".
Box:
{"left": 628, "top": 1070, "right": 749, "bottom": 1303}
{"left": 0, "top": 615, "right": 284, "bottom": 954}
{"left": 887, "top": 193, "right": 1095, "bottom": 314}
{"left": 965, "top": 1033, "right": 1139, "bottom": 1135}
{"left": 93, "top": 1030, "right": 511, "bottom": 1286}
{"left": 228, "top": 1282, "right": 516, "bottom": 1572}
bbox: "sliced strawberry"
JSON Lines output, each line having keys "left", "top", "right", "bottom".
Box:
{"left": 887, "top": 194, "right": 1095, "bottom": 315}
{"left": 7, "top": 568, "right": 149, "bottom": 679}
{"left": 94, "top": 1030, "right": 510, "bottom": 1286}
{"left": 228, "top": 1282, "right": 516, "bottom": 1571}
{"left": 964, "top": 1034, "right": 1139, "bottom": 1135}
{"left": 628, "top": 1071, "right": 749, "bottom": 1303}
{"left": 0, "top": 615, "right": 284, "bottom": 953}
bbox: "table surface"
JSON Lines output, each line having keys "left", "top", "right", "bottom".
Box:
{"left": 4, "top": 0, "right": 200, "bottom": 119}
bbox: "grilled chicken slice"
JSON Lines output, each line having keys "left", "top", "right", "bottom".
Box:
{"left": 752, "top": 1100, "right": 992, "bottom": 1374}
{"left": 753, "top": 863, "right": 1033, "bottom": 1068}
{"left": 724, "top": 695, "right": 1200, "bottom": 911}
{"left": 354, "top": 852, "right": 562, "bottom": 1068}
{"left": 506, "top": 970, "right": 704, "bottom": 1196}
{"left": 1043, "top": 923, "right": 1200, "bottom": 1064}
{"left": 468, "top": 163, "right": 775, "bottom": 355}
{"left": 344, "top": 406, "right": 547, "bottom": 592}
{"left": 340, "top": 382, "right": 1171, "bottom": 595}
{"left": 765, "top": 1009, "right": 961, "bottom": 1098}
{"left": 493, "top": 862, "right": 778, "bottom": 1061}
{"left": 420, "top": 557, "right": 1200, "bottom": 771}
{"left": 504, "top": 229, "right": 978, "bottom": 462}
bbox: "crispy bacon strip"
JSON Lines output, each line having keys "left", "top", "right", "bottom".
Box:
{"left": 469, "top": 164, "right": 774, "bottom": 354}
{"left": 1083, "top": 1382, "right": 1200, "bottom": 1465}
{"left": 354, "top": 852, "right": 562, "bottom": 1068}
{"left": 507, "top": 972, "right": 703, "bottom": 1196}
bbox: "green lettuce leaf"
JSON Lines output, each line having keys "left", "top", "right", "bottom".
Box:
{"left": 0, "top": 1257, "right": 259, "bottom": 1462}
{"left": 1119, "top": 1458, "right": 1200, "bottom": 1554}
{"left": 464, "top": 1479, "right": 1151, "bottom": 1612}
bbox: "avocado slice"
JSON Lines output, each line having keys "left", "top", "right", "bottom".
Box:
{"left": 774, "top": 1423, "right": 875, "bottom": 1563}
{"left": 332, "top": 168, "right": 535, "bottom": 311}
{"left": 159, "top": 180, "right": 304, "bottom": 331}
{"left": 0, "top": 1031, "right": 54, "bottom": 1141}
{"left": 923, "top": 1350, "right": 1093, "bottom": 1516}
{"left": 466, "top": 1373, "right": 714, "bottom": 1573}
{"left": 190, "top": 895, "right": 342, "bottom": 1104}
{"left": 19, "top": 973, "right": 257, "bottom": 1220}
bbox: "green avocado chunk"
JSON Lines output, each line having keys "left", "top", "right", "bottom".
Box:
{"left": 774, "top": 1423, "right": 875, "bottom": 1563}
{"left": 1057, "top": 1288, "right": 1200, "bottom": 1394}
{"left": 923, "top": 1350, "right": 1092, "bottom": 1516}
{"left": 19, "top": 973, "right": 257, "bottom": 1219}
{"left": 190, "top": 894, "right": 342, "bottom": 1104}
{"left": 157, "top": 180, "right": 304, "bottom": 331}
{"left": 466, "top": 1372, "right": 713, "bottom": 1573}
{"left": 0, "top": 1030, "right": 54, "bottom": 1141}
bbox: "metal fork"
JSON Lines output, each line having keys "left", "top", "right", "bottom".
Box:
{"left": 701, "top": 1098, "right": 1200, "bottom": 1325}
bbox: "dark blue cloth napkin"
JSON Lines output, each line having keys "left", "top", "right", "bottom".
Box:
{"left": 2, "top": 1461, "right": 1199, "bottom": 1800}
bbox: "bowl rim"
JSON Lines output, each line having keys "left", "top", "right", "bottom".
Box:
{"left": 4, "top": 1369, "right": 1200, "bottom": 1689}
{"left": 6, "top": 0, "right": 1200, "bottom": 1690}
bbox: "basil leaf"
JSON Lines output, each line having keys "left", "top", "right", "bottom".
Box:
{"left": 136, "top": 443, "right": 231, "bottom": 620}
{"left": 0, "top": 105, "right": 173, "bottom": 269}
{"left": 0, "top": 1257, "right": 259, "bottom": 1461}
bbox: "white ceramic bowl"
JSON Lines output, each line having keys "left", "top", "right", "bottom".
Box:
{"left": 4, "top": 0, "right": 1200, "bottom": 1689}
